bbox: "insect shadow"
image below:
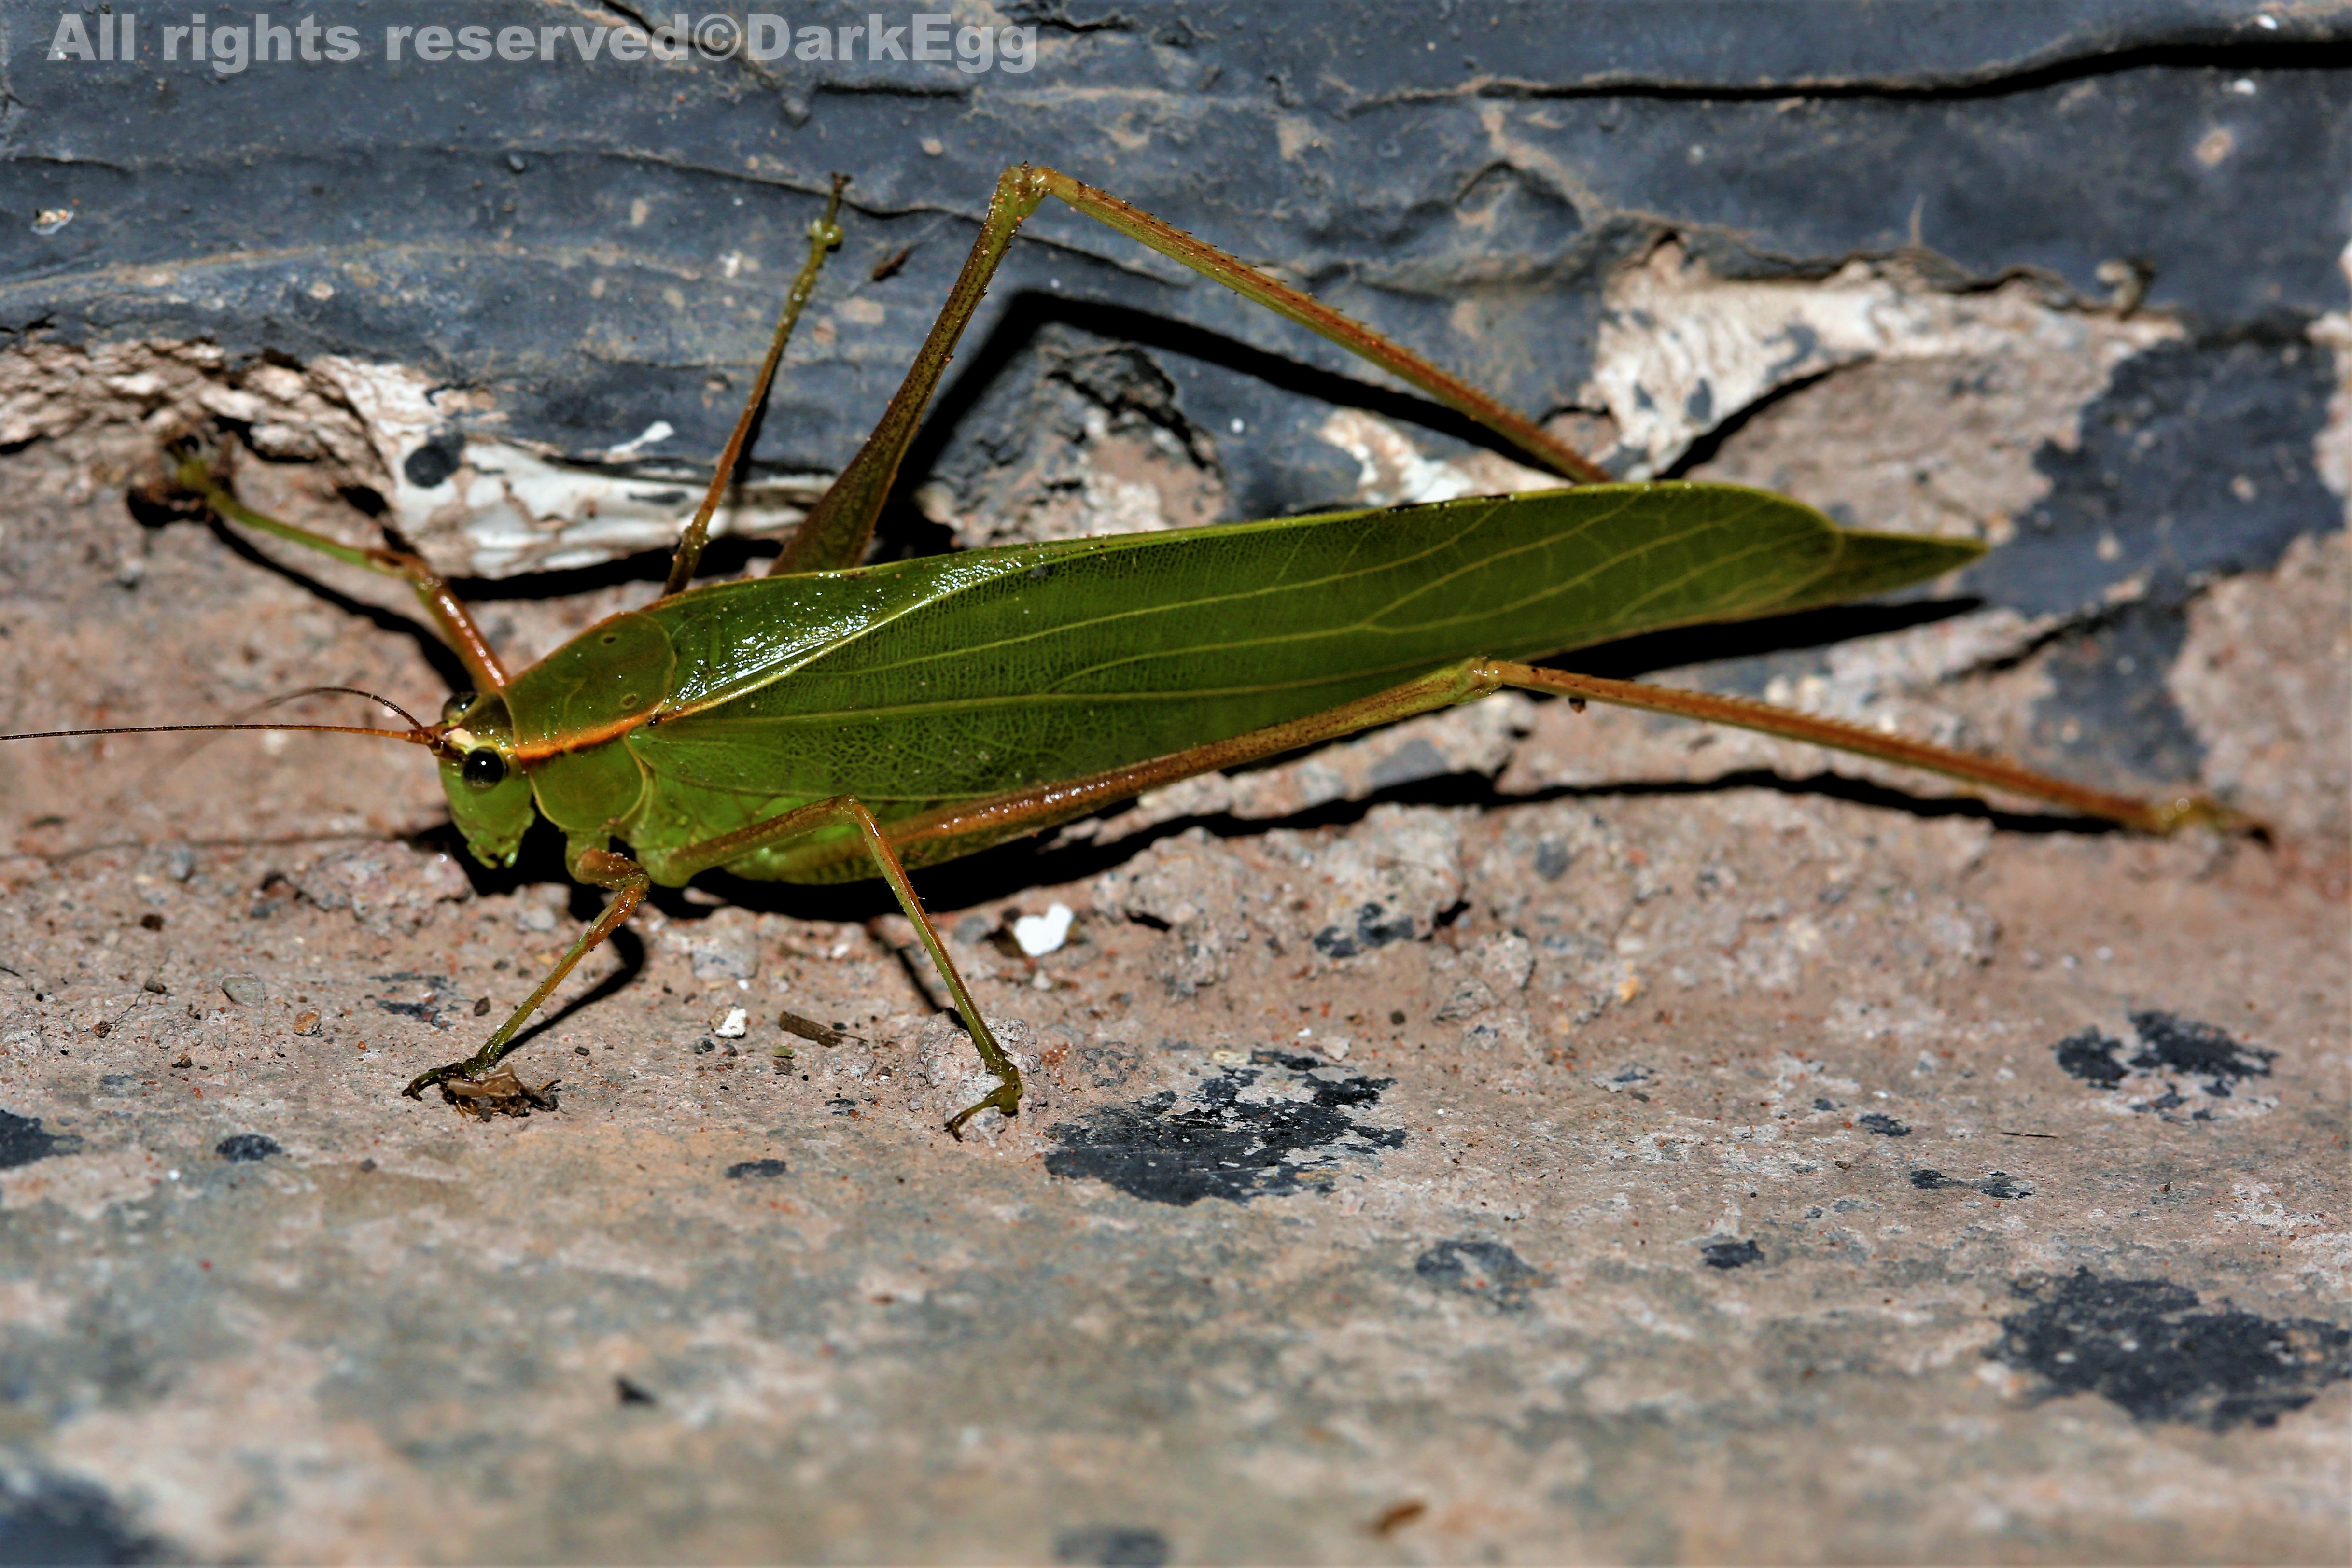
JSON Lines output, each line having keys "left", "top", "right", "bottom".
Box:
{"left": 866, "top": 288, "right": 1554, "bottom": 558}
{"left": 676, "top": 751, "right": 2123, "bottom": 937}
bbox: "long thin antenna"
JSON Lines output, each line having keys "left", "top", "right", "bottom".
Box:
{"left": 0, "top": 685, "right": 448, "bottom": 751}
{"left": 0, "top": 722, "right": 436, "bottom": 745}
{"left": 263, "top": 685, "right": 435, "bottom": 733}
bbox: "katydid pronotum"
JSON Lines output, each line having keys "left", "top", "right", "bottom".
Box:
{"left": 6, "top": 165, "right": 2250, "bottom": 1138}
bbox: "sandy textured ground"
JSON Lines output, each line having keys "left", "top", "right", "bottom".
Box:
{"left": 0, "top": 381, "right": 2345, "bottom": 1566}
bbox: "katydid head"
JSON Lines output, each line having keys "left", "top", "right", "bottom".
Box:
{"left": 435, "top": 690, "right": 536, "bottom": 869}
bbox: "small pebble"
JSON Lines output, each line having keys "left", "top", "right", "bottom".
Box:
{"left": 293, "top": 1011, "right": 321, "bottom": 1036}
{"left": 713, "top": 1006, "right": 749, "bottom": 1039}
{"left": 221, "top": 974, "right": 265, "bottom": 1006}
{"left": 1013, "top": 903, "right": 1074, "bottom": 957}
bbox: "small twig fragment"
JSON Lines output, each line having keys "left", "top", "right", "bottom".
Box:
{"left": 441, "top": 1066, "right": 560, "bottom": 1119}
{"left": 778, "top": 1010, "right": 859, "bottom": 1048}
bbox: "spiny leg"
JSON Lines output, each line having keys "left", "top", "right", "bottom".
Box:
{"left": 393, "top": 663, "right": 2239, "bottom": 1108}
{"left": 663, "top": 174, "right": 851, "bottom": 597}
{"left": 753, "top": 661, "right": 2245, "bottom": 892}
{"left": 1489, "top": 665, "right": 2255, "bottom": 835}
{"left": 653, "top": 795, "right": 1020, "bottom": 1138}
{"left": 402, "top": 847, "right": 650, "bottom": 1099}
{"left": 775, "top": 162, "right": 1607, "bottom": 577}
{"left": 171, "top": 455, "right": 510, "bottom": 695}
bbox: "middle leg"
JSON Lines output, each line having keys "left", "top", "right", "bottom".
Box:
{"left": 656, "top": 796, "right": 1022, "bottom": 1138}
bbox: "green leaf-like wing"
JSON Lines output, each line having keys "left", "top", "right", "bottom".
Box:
{"left": 623, "top": 482, "right": 1977, "bottom": 848}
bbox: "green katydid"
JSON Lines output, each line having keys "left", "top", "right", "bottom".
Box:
{"left": 8, "top": 165, "right": 2247, "bottom": 1138}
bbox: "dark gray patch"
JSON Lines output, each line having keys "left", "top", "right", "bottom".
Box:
{"left": 1366, "top": 737, "right": 1451, "bottom": 792}
{"left": 1968, "top": 336, "right": 2338, "bottom": 784}
{"left": 824, "top": 1097, "right": 860, "bottom": 1117}
{"left": 1991, "top": 1270, "right": 2352, "bottom": 1430}
{"left": 2054, "top": 1027, "right": 2129, "bottom": 1087}
{"left": 1045, "top": 1051, "right": 1403, "bottom": 1206}
{"left": 1700, "top": 1238, "right": 1763, "bottom": 1270}
{"left": 2127, "top": 1010, "right": 2275, "bottom": 1096}
{"left": 215, "top": 1134, "right": 281, "bottom": 1162}
{"left": 368, "top": 973, "right": 464, "bottom": 1031}
{"left": 2025, "top": 602, "right": 2207, "bottom": 787}
{"left": 0, "top": 1109, "right": 82, "bottom": 1169}
{"left": 0, "top": 1470, "right": 164, "bottom": 1565}
{"left": 1053, "top": 1526, "right": 1170, "bottom": 1568}
{"left": 402, "top": 435, "right": 463, "bottom": 490}
{"left": 1415, "top": 1238, "right": 1545, "bottom": 1310}
{"left": 1311, "top": 901, "right": 1419, "bottom": 960}
{"left": 1910, "top": 1168, "right": 2032, "bottom": 1199}
{"left": 724, "top": 1159, "right": 788, "bottom": 1179}
{"left": 1974, "top": 338, "right": 2340, "bottom": 621}
{"left": 2053, "top": 1012, "right": 2275, "bottom": 1118}
{"left": 371, "top": 998, "right": 454, "bottom": 1030}
{"left": 614, "top": 1375, "right": 657, "bottom": 1406}
{"left": 1532, "top": 838, "right": 1571, "bottom": 882}
{"left": 1078, "top": 1043, "right": 1139, "bottom": 1088}
{"left": 1857, "top": 1113, "right": 1910, "bottom": 1136}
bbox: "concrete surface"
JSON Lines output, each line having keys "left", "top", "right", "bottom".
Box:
{"left": 0, "top": 403, "right": 2345, "bottom": 1564}
{"left": 0, "top": 8, "right": 2348, "bottom": 1556}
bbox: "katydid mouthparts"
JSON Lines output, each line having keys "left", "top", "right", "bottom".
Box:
{"left": 1, "top": 166, "right": 2254, "bottom": 1139}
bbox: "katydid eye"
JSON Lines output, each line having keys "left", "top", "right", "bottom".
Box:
{"left": 441, "top": 691, "right": 477, "bottom": 726}
{"left": 461, "top": 748, "right": 508, "bottom": 789}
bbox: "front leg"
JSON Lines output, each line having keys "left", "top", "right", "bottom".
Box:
{"left": 402, "top": 845, "right": 650, "bottom": 1100}
{"left": 169, "top": 453, "right": 512, "bottom": 698}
